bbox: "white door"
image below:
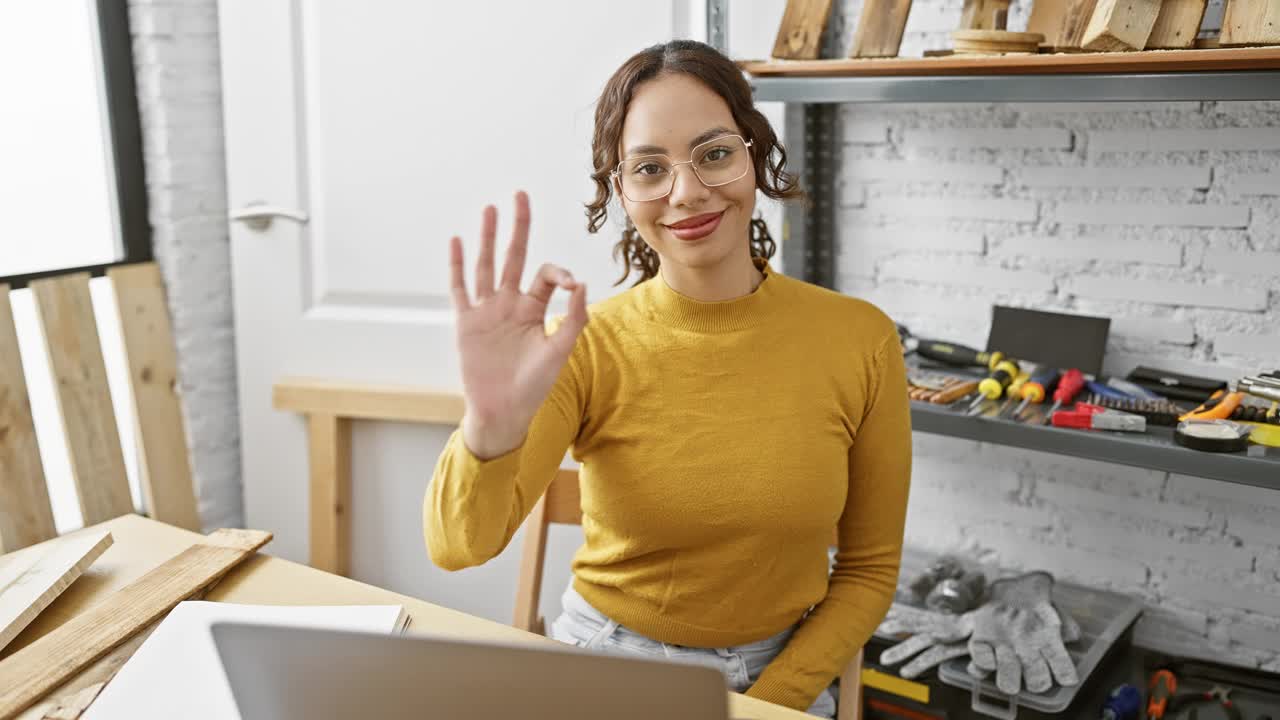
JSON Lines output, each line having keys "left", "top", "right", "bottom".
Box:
{"left": 217, "top": 2, "right": 707, "bottom": 622}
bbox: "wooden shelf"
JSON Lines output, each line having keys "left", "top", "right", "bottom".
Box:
{"left": 740, "top": 46, "right": 1280, "bottom": 77}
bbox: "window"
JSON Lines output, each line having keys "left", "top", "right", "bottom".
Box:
{"left": 0, "top": 0, "right": 150, "bottom": 288}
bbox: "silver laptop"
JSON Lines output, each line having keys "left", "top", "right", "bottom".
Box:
{"left": 211, "top": 622, "right": 732, "bottom": 720}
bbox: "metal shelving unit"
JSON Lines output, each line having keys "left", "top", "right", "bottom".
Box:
{"left": 710, "top": 3, "right": 1280, "bottom": 487}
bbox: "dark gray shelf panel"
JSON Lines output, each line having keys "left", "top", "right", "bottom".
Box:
{"left": 911, "top": 402, "right": 1280, "bottom": 489}
{"left": 751, "top": 71, "right": 1280, "bottom": 104}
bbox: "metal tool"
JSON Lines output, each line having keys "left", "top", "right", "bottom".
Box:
{"left": 1012, "top": 367, "right": 1060, "bottom": 420}
{"left": 1173, "top": 685, "right": 1243, "bottom": 720}
{"left": 1101, "top": 683, "right": 1141, "bottom": 720}
{"left": 1147, "top": 668, "right": 1177, "bottom": 720}
{"left": 1052, "top": 403, "right": 1147, "bottom": 433}
{"left": 996, "top": 368, "right": 1033, "bottom": 418}
{"left": 1042, "top": 368, "right": 1086, "bottom": 425}
{"left": 914, "top": 339, "right": 1005, "bottom": 370}
{"left": 967, "top": 358, "right": 1021, "bottom": 416}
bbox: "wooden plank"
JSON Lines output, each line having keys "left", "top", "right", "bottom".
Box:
{"left": 1027, "top": 0, "right": 1072, "bottom": 47}
{"left": 1147, "top": 0, "right": 1209, "bottom": 48}
{"left": 0, "top": 531, "right": 112, "bottom": 654}
{"left": 849, "top": 0, "right": 914, "bottom": 58}
{"left": 512, "top": 495, "right": 548, "bottom": 633}
{"left": 29, "top": 275, "right": 132, "bottom": 526}
{"left": 959, "top": 0, "right": 1012, "bottom": 30}
{"left": 771, "top": 0, "right": 833, "bottom": 60}
{"left": 274, "top": 377, "right": 464, "bottom": 424}
{"left": 1057, "top": 0, "right": 1100, "bottom": 47}
{"left": 738, "top": 45, "right": 1280, "bottom": 75}
{"left": 545, "top": 469, "right": 583, "bottom": 525}
{"left": 106, "top": 264, "right": 200, "bottom": 532}
{"left": 0, "top": 287, "right": 56, "bottom": 553}
{"left": 1081, "top": 0, "right": 1163, "bottom": 51}
{"left": 308, "top": 414, "right": 351, "bottom": 577}
{"left": 0, "top": 528, "right": 271, "bottom": 719}
{"left": 1221, "top": 0, "right": 1280, "bottom": 46}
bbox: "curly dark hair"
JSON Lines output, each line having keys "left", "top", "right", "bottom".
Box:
{"left": 586, "top": 40, "right": 804, "bottom": 287}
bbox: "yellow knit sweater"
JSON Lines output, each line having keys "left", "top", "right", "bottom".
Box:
{"left": 425, "top": 259, "right": 912, "bottom": 711}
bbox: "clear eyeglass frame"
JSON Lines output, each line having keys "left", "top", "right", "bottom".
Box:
{"left": 610, "top": 134, "right": 754, "bottom": 203}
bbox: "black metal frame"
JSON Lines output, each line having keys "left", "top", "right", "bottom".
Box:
{"left": 1, "top": 0, "right": 151, "bottom": 290}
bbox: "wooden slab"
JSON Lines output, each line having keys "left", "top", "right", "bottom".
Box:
{"left": 771, "top": 0, "right": 833, "bottom": 60}
{"left": 849, "top": 0, "right": 914, "bottom": 58}
{"left": 953, "top": 29, "right": 1045, "bottom": 53}
{"left": 274, "top": 377, "right": 464, "bottom": 424}
{"left": 0, "top": 531, "right": 111, "bottom": 654}
{"left": 1081, "top": 0, "right": 1162, "bottom": 50}
{"left": 739, "top": 46, "right": 1280, "bottom": 76}
{"left": 1221, "top": 0, "right": 1280, "bottom": 45}
{"left": 30, "top": 275, "right": 133, "bottom": 527}
{"left": 0, "top": 286, "right": 56, "bottom": 554}
{"left": 107, "top": 264, "right": 200, "bottom": 532}
{"left": 0, "top": 528, "right": 271, "bottom": 719}
{"left": 1057, "top": 0, "right": 1100, "bottom": 47}
{"left": 1148, "top": 0, "right": 1210, "bottom": 48}
{"left": 959, "top": 0, "right": 1013, "bottom": 29}
{"left": 308, "top": 414, "right": 351, "bottom": 577}
{"left": 1027, "top": 0, "right": 1072, "bottom": 47}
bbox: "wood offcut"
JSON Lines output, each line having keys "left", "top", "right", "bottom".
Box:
{"left": 849, "top": 0, "right": 914, "bottom": 58}
{"left": 0, "top": 528, "right": 271, "bottom": 719}
{"left": 0, "top": 531, "right": 112, "bottom": 654}
{"left": 1027, "top": 0, "right": 1071, "bottom": 47}
{"left": 1080, "top": 0, "right": 1163, "bottom": 51}
{"left": 959, "top": 0, "right": 1012, "bottom": 30}
{"left": 771, "top": 0, "right": 833, "bottom": 60}
{"left": 0, "top": 286, "right": 56, "bottom": 553}
{"left": 1221, "top": 0, "right": 1280, "bottom": 46}
{"left": 1147, "top": 0, "right": 1210, "bottom": 48}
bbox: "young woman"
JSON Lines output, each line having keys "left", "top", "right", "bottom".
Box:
{"left": 426, "top": 40, "right": 912, "bottom": 717}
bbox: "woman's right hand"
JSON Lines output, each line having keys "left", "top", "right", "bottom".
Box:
{"left": 450, "top": 191, "right": 589, "bottom": 460}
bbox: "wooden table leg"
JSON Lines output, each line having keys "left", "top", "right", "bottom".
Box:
{"left": 307, "top": 413, "right": 351, "bottom": 576}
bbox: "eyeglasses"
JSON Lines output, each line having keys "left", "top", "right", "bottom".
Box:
{"left": 612, "top": 134, "right": 753, "bottom": 203}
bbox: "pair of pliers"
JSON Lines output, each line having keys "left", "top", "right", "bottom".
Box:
{"left": 1173, "top": 686, "right": 1243, "bottom": 720}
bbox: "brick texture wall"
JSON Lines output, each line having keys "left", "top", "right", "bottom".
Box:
{"left": 827, "top": 0, "right": 1280, "bottom": 669}
{"left": 128, "top": 0, "right": 242, "bottom": 530}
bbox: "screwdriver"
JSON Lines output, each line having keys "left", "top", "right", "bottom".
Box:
{"left": 1011, "top": 367, "right": 1061, "bottom": 421}
{"left": 1146, "top": 669, "right": 1177, "bottom": 720}
{"left": 1042, "top": 368, "right": 1086, "bottom": 425}
{"left": 966, "top": 359, "right": 1021, "bottom": 416}
{"left": 915, "top": 340, "right": 1004, "bottom": 371}
{"left": 996, "top": 368, "right": 1033, "bottom": 418}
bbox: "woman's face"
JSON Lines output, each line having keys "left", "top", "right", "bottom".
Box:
{"left": 617, "top": 73, "right": 757, "bottom": 276}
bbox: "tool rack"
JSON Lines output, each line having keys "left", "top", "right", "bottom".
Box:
{"left": 705, "top": 1, "right": 1280, "bottom": 490}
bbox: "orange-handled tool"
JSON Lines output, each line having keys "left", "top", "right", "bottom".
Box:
{"left": 1147, "top": 669, "right": 1177, "bottom": 720}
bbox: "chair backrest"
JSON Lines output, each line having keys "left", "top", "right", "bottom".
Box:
{"left": 512, "top": 468, "right": 863, "bottom": 720}
{"left": 0, "top": 263, "right": 201, "bottom": 553}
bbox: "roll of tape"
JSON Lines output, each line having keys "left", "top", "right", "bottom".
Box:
{"left": 1175, "top": 420, "right": 1251, "bottom": 453}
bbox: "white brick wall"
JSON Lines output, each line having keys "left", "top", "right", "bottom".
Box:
{"left": 832, "top": 0, "right": 1280, "bottom": 670}
{"left": 129, "top": 0, "right": 242, "bottom": 530}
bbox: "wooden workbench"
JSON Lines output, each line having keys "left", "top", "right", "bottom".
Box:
{"left": 0, "top": 515, "right": 811, "bottom": 719}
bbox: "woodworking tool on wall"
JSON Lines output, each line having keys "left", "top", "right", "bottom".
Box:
{"left": 1084, "top": 394, "right": 1184, "bottom": 426}
{"left": 1011, "top": 366, "right": 1060, "bottom": 420}
{"left": 1147, "top": 669, "right": 1177, "bottom": 720}
{"left": 1042, "top": 368, "right": 1085, "bottom": 425}
{"left": 967, "top": 358, "right": 1021, "bottom": 415}
{"left": 1052, "top": 403, "right": 1147, "bottom": 432}
{"left": 996, "top": 368, "right": 1032, "bottom": 418}
{"left": 1180, "top": 390, "right": 1245, "bottom": 422}
{"left": 914, "top": 340, "right": 1005, "bottom": 371}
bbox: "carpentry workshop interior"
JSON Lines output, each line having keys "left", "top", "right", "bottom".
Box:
{"left": 2, "top": 1, "right": 1280, "bottom": 719}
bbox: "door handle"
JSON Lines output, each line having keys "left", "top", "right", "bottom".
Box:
{"left": 229, "top": 202, "right": 310, "bottom": 231}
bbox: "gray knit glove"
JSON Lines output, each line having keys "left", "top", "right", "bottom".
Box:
{"left": 879, "top": 572, "right": 1081, "bottom": 691}
{"left": 964, "top": 571, "right": 1080, "bottom": 694}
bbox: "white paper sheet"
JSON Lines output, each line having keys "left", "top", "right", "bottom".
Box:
{"left": 84, "top": 601, "right": 406, "bottom": 720}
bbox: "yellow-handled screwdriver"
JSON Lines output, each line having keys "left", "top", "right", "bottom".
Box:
{"left": 966, "top": 359, "right": 1021, "bottom": 416}
{"left": 996, "top": 369, "right": 1033, "bottom": 418}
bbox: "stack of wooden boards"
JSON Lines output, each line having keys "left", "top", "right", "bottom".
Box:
{"left": 769, "top": 0, "right": 1279, "bottom": 61}
{"left": 0, "top": 527, "right": 271, "bottom": 720}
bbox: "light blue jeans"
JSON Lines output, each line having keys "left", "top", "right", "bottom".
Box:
{"left": 548, "top": 581, "right": 838, "bottom": 718}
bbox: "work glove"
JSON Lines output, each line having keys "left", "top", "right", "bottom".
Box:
{"left": 878, "top": 571, "right": 1081, "bottom": 694}
{"left": 964, "top": 571, "right": 1080, "bottom": 694}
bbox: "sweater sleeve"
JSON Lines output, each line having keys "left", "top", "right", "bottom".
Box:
{"left": 424, "top": 333, "right": 588, "bottom": 571}
{"left": 746, "top": 329, "right": 913, "bottom": 711}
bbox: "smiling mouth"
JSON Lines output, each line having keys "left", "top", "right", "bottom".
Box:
{"left": 663, "top": 211, "right": 725, "bottom": 241}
